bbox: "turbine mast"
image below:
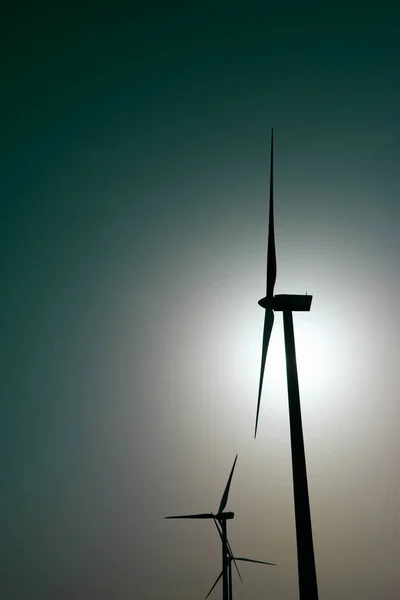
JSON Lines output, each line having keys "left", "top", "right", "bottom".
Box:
{"left": 221, "top": 520, "right": 229, "bottom": 600}
{"left": 283, "top": 310, "right": 318, "bottom": 600}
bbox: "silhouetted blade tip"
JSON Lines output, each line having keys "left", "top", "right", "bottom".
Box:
{"left": 217, "top": 455, "right": 238, "bottom": 514}
{"left": 205, "top": 571, "right": 223, "bottom": 599}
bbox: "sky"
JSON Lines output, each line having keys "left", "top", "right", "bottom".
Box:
{"left": 1, "top": 2, "right": 400, "bottom": 599}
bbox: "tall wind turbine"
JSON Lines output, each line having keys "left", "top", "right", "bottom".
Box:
{"left": 254, "top": 128, "right": 319, "bottom": 600}
{"left": 165, "top": 455, "right": 239, "bottom": 600}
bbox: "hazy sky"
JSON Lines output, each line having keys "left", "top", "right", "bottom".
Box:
{"left": 2, "top": 3, "right": 400, "bottom": 599}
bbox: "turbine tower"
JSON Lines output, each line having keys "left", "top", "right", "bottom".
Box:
{"left": 254, "top": 128, "right": 319, "bottom": 600}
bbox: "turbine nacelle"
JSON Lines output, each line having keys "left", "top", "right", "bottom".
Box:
{"left": 258, "top": 294, "right": 313, "bottom": 312}
{"left": 218, "top": 511, "right": 234, "bottom": 520}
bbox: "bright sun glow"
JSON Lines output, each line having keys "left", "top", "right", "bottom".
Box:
{"left": 217, "top": 306, "right": 348, "bottom": 421}
{"left": 171, "top": 261, "right": 357, "bottom": 430}
{"left": 252, "top": 316, "right": 332, "bottom": 397}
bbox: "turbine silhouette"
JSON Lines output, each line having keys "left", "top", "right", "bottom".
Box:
{"left": 165, "top": 456, "right": 239, "bottom": 600}
{"left": 254, "top": 128, "right": 319, "bottom": 600}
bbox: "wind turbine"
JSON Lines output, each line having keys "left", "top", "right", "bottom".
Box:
{"left": 165, "top": 455, "right": 238, "bottom": 600}
{"left": 254, "top": 128, "right": 319, "bottom": 600}
{"left": 166, "top": 455, "right": 275, "bottom": 600}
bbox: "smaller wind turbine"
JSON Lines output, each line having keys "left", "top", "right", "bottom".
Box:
{"left": 166, "top": 456, "right": 238, "bottom": 600}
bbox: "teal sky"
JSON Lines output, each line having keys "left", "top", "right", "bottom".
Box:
{"left": 2, "top": 3, "right": 400, "bottom": 599}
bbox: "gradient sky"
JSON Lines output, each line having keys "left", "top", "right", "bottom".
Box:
{"left": 2, "top": 3, "right": 400, "bottom": 599}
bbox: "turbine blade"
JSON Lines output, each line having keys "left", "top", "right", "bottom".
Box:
{"left": 218, "top": 455, "right": 238, "bottom": 514}
{"left": 254, "top": 307, "right": 274, "bottom": 438}
{"left": 165, "top": 513, "right": 213, "bottom": 519}
{"left": 205, "top": 571, "right": 223, "bottom": 599}
{"left": 234, "top": 556, "right": 277, "bottom": 566}
{"left": 266, "top": 127, "right": 277, "bottom": 299}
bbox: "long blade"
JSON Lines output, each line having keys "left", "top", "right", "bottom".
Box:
{"left": 212, "top": 519, "right": 243, "bottom": 583}
{"left": 218, "top": 455, "right": 238, "bottom": 514}
{"left": 266, "top": 127, "right": 277, "bottom": 299}
{"left": 165, "top": 513, "right": 213, "bottom": 519}
{"left": 254, "top": 307, "right": 274, "bottom": 437}
{"left": 205, "top": 571, "right": 223, "bottom": 599}
{"left": 234, "top": 556, "right": 277, "bottom": 566}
